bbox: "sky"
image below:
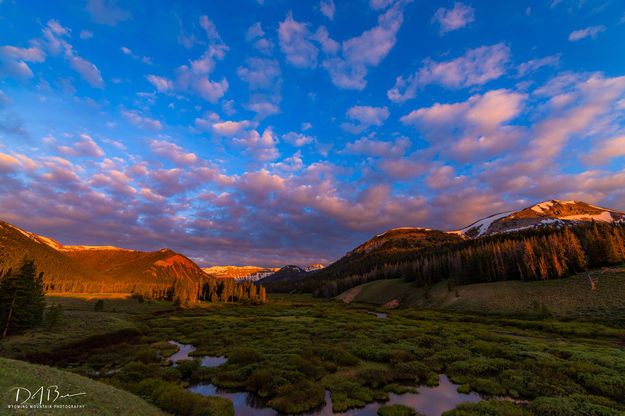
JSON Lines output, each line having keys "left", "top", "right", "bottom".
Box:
{"left": 1, "top": 0, "right": 625, "bottom": 267}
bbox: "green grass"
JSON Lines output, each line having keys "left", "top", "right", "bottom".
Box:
{"left": 0, "top": 357, "right": 165, "bottom": 415}
{"left": 2, "top": 284, "right": 625, "bottom": 415}
{"left": 0, "top": 295, "right": 174, "bottom": 359}
{"left": 339, "top": 267, "right": 625, "bottom": 320}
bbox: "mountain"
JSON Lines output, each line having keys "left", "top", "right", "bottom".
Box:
{"left": 269, "top": 199, "right": 625, "bottom": 297}
{"left": 454, "top": 200, "right": 625, "bottom": 238}
{"left": 202, "top": 265, "right": 279, "bottom": 280}
{"left": 0, "top": 220, "right": 208, "bottom": 298}
{"left": 259, "top": 265, "right": 309, "bottom": 283}
{"left": 305, "top": 263, "right": 325, "bottom": 272}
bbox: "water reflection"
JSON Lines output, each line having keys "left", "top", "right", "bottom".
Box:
{"left": 367, "top": 311, "right": 388, "bottom": 319}
{"left": 168, "top": 340, "right": 228, "bottom": 367}
{"left": 190, "top": 374, "right": 482, "bottom": 416}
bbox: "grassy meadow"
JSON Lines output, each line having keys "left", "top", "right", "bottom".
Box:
{"left": 339, "top": 267, "right": 625, "bottom": 319}
{"left": 1, "top": 280, "right": 625, "bottom": 415}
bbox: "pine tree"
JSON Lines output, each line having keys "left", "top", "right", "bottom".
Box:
{"left": 0, "top": 260, "right": 45, "bottom": 337}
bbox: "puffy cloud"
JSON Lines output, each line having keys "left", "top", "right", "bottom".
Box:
{"left": 237, "top": 58, "right": 281, "bottom": 90}
{"left": 38, "top": 20, "right": 104, "bottom": 87}
{"left": 68, "top": 55, "right": 104, "bottom": 87}
{"left": 388, "top": 43, "right": 510, "bottom": 103}
{"left": 279, "top": 12, "right": 319, "bottom": 68}
{"left": 341, "top": 105, "right": 390, "bottom": 133}
{"left": 344, "top": 136, "right": 410, "bottom": 157}
{"left": 401, "top": 89, "right": 526, "bottom": 160}
{"left": 150, "top": 140, "right": 198, "bottom": 166}
{"left": 0, "top": 152, "right": 21, "bottom": 173}
{"left": 320, "top": 0, "right": 336, "bottom": 20}
{"left": 584, "top": 135, "right": 625, "bottom": 165}
{"left": 232, "top": 128, "right": 280, "bottom": 161}
{"left": 146, "top": 74, "right": 174, "bottom": 93}
{"left": 122, "top": 110, "right": 162, "bottom": 131}
{"left": 0, "top": 45, "right": 46, "bottom": 79}
{"left": 85, "top": 0, "right": 131, "bottom": 25}
{"left": 568, "top": 25, "right": 606, "bottom": 41}
{"left": 517, "top": 54, "right": 560, "bottom": 76}
{"left": 196, "top": 116, "right": 254, "bottom": 136}
{"left": 432, "top": 2, "right": 475, "bottom": 34}
{"left": 323, "top": 1, "right": 408, "bottom": 90}
{"left": 245, "top": 22, "right": 274, "bottom": 55}
{"left": 151, "top": 16, "right": 228, "bottom": 102}
{"left": 56, "top": 133, "right": 105, "bottom": 158}
{"left": 282, "top": 132, "right": 314, "bottom": 147}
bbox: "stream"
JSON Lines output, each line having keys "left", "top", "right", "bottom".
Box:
{"left": 169, "top": 340, "right": 483, "bottom": 416}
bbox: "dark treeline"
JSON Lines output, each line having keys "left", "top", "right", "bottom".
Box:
{"left": 0, "top": 260, "right": 45, "bottom": 336}
{"left": 42, "top": 277, "right": 267, "bottom": 305}
{"left": 271, "top": 222, "right": 625, "bottom": 297}
{"left": 1, "top": 255, "right": 267, "bottom": 306}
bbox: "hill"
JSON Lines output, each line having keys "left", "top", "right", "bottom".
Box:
{"left": 271, "top": 199, "right": 625, "bottom": 297}
{"left": 454, "top": 200, "right": 625, "bottom": 238}
{"left": 0, "top": 357, "right": 166, "bottom": 415}
{"left": 265, "top": 228, "right": 463, "bottom": 293}
{"left": 0, "top": 220, "right": 209, "bottom": 300}
{"left": 338, "top": 266, "right": 625, "bottom": 319}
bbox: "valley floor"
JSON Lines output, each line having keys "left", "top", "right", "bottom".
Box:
{"left": 1, "top": 275, "right": 625, "bottom": 415}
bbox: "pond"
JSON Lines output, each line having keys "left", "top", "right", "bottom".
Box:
{"left": 367, "top": 311, "right": 388, "bottom": 319}
{"left": 168, "top": 340, "right": 228, "bottom": 368}
{"left": 190, "top": 374, "right": 482, "bottom": 416}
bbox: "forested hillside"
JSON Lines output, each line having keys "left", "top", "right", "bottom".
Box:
{"left": 0, "top": 220, "right": 266, "bottom": 305}
{"left": 314, "top": 222, "right": 625, "bottom": 297}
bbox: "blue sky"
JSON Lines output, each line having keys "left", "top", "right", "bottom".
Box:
{"left": 1, "top": 0, "right": 625, "bottom": 266}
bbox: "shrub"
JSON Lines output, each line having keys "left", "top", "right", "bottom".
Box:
{"left": 378, "top": 404, "right": 417, "bottom": 416}
{"left": 94, "top": 299, "right": 104, "bottom": 312}
{"left": 44, "top": 304, "right": 64, "bottom": 328}
{"left": 227, "top": 347, "right": 262, "bottom": 365}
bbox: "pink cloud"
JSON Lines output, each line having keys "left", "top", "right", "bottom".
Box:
{"left": 432, "top": 2, "right": 475, "bottom": 34}
{"left": 388, "top": 43, "right": 510, "bottom": 103}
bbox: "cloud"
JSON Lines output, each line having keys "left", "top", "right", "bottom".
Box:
{"left": 80, "top": 30, "right": 93, "bottom": 40}
{"left": 388, "top": 43, "right": 510, "bottom": 103}
{"left": 341, "top": 105, "right": 390, "bottom": 133}
{"left": 0, "top": 45, "right": 46, "bottom": 79}
{"left": 432, "top": 2, "right": 475, "bottom": 34}
{"left": 282, "top": 132, "right": 315, "bottom": 147}
{"left": 151, "top": 16, "right": 228, "bottom": 103}
{"left": 196, "top": 116, "right": 254, "bottom": 136}
{"left": 246, "top": 22, "right": 274, "bottom": 55}
{"left": 68, "top": 55, "right": 104, "bottom": 87}
{"left": 279, "top": 12, "right": 319, "bottom": 68}
{"left": 0, "top": 152, "right": 21, "bottom": 173}
{"left": 323, "top": 1, "right": 408, "bottom": 90}
{"left": 122, "top": 110, "right": 162, "bottom": 131}
{"left": 568, "top": 25, "right": 606, "bottom": 41}
{"left": 344, "top": 136, "right": 410, "bottom": 157}
{"left": 146, "top": 74, "right": 174, "bottom": 93}
{"left": 237, "top": 58, "right": 281, "bottom": 90}
{"left": 150, "top": 140, "right": 198, "bottom": 166}
{"left": 39, "top": 20, "right": 104, "bottom": 87}
{"left": 237, "top": 58, "right": 282, "bottom": 119}
{"left": 232, "top": 128, "right": 280, "bottom": 161}
{"left": 56, "top": 134, "right": 105, "bottom": 158}
{"left": 120, "top": 46, "right": 152, "bottom": 64}
{"left": 401, "top": 89, "right": 526, "bottom": 160}
{"left": 517, "top": 54, "right": 560, "bottom": 76}
{"left": 320, "top": 0, "right": 336, "bottom": 20}
{"left": 85, "top": 0, "right": 131, "bottom": 25}
{"left": 584, "top": 135, "right": 625, "bottom": 165}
